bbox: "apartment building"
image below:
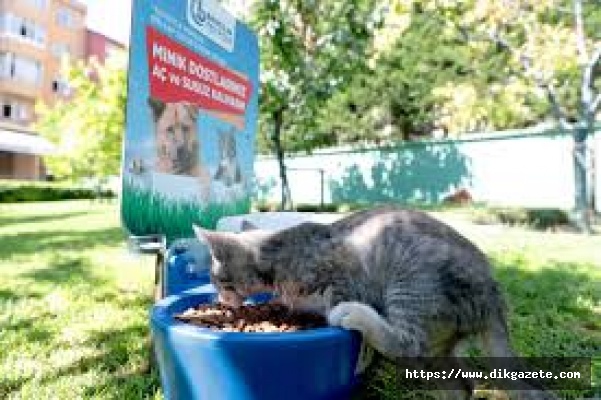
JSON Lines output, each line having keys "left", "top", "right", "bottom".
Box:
{"left": 86, "top": 29, "right": 125, "bottom": 64}
{"left": 0, "top": 0, "right": 86, "bottom": 179}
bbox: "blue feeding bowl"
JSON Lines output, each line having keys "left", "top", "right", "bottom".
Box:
{"left": 152, "top": 240, "right": 362, "bottom": 400}
{"left": 151, "top": 286, "right": 361, "bottom": 400}
{"left": 164, "top": 239, "right": 212, "bottom": 296}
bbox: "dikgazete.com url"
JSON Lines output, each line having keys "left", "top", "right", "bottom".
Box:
{"left": 405, "top": 368, "right": 582, "bottom": 381}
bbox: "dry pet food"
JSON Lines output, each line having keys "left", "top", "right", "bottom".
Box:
{"left": 175, "top": 303, "right": 327, "bottom": 332}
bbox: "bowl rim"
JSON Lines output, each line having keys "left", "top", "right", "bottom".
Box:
{"left": 151, "top": 289, "right": 356, "bottom": 342}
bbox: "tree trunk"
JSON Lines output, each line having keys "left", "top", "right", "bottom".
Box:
{"left": 272, "top": 108, "right": 293, "bottom": 210}
{"left": 573, "top": 124, "right": 592, "bottom": 233}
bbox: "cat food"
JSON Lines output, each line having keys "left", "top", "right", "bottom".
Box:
{"left": 174, "top": 303, "right": 327, "bottom": 332}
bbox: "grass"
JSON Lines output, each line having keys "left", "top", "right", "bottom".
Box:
{"left": 0, "top": 201, "right": 159, "bottom": 399}
{"left": 0, "top": 201, "right": 600, "bottom": 399}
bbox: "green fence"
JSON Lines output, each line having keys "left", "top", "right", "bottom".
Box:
{"left": 253, "top": 127, "right": 600, "bottom": 211}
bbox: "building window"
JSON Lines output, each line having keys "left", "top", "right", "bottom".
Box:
{"left": 56, "top": 8, "right": 76, "bottom": 29}
{"left": 0, "top": 100, "right": 29, "bottom": 122}
{"left": 3, "top": 104, "right": 12, "bottom": 119}
{"left": 24, "top": 0, "right": 48, "bottom": 9}
{"left": 0, "top": 53, "right": 43, "bottom": 85}
{"left": 0, "top": 14, "right": 45, "bottom": 45}
{"left": 52, "top": 77, "right": 70, "bottom": 96}
{"left": 51, "top": 43, "right": 71, "bottom": 58}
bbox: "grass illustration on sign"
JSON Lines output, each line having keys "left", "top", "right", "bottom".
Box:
{"left": 121, "top": 179, "right": 250, "bottom": 240}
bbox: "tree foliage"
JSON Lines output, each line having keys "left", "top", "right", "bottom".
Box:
{"left": 315, "top": 0, "right": 592, "bottom": 140}
{"left": 36, "top": 54, "right": 127, "bottom": 180}
{"left": 309, "top": 0, "right": 601, "bottom": 141}
{"left": 250, "top": 0, "right": 382, "bottom": 153}
{"left": 316, "top": 9, "right": 492, "bottom": 143}
{"left": 249, "top": 0, "right": 381, "bottom": 208}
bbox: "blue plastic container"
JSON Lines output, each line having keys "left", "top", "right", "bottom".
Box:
{"left": 151, "top": 285, "right": 361, "bottom": 400}
{"left": 164, "top": 239, "right": 212, "bottom": 296}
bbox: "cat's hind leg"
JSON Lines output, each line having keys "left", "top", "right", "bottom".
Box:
{"left": 328, "top": 301, "right": 471, "bottom": 399}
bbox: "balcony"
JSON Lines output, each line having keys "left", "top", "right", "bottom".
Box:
{"left": 0, "top": 78, "right": 41, "bottom": 99}
{"left": 0, "top": 36, "right": 46, "bottom": 59}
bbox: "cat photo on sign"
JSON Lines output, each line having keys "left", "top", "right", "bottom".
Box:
{"left": 210, "top": 126, "right": 247, "bottom": 203}
{"left": 214, "top": 127, "right": 242, "bottom": 187}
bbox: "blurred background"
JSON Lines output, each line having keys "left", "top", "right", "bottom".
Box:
{"left": 1, "top": 0, "right": 599, "bottom": 229}
{"left": 0, "top": 2, "right": 599, "bottom": 399}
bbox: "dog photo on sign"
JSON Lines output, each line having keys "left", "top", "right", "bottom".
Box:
{"left": 149, "top": 97, "right": 203, "bottom": 177}
{"left": 148, "top": 97, "right": 213, "bottom": 202}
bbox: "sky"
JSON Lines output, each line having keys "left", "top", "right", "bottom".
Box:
{"left": 78, "top": 1, "right": 252, "bottom": 47}
{"left": 79, "top": 0, "right": 133, "bottom": 46}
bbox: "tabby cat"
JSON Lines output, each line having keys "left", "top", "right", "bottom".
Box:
{"left": 194, "top": 206, "right": 555, "bottom": 399}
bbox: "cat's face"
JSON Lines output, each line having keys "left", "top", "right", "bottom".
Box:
{"left": 193, "top": 225, "right": 273, "bottom": 307}
{"left": 219, "top": 130, "right": 237, "bottom": 160}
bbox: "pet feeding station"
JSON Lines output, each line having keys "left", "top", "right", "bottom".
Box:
{"left": 127, "top": 215, "right": 361, "bottom": 400}
{"left": 122, "top": 2, "right": 361, "bottom": 397}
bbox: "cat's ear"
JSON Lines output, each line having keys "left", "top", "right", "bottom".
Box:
{"left": 241, "top": 220, "right": 259, "bottom": 232}
{"left": 193, "top": 224, "right": 214, "bottom": 248}
{"left": 148, "top": 97, "right": 165, "bottom": 121}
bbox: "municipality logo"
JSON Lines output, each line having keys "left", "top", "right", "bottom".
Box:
{"left": 187, "top": 0, "right": 235, "bottom": 52}
{"left": 189, "top": 0, "right": 207, "bottom": 25}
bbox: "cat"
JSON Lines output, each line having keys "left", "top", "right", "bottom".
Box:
{"left": 213, "top": 128, "right": 242, "bottom": 187}
{"left": 193, "top": 206, "right": 556, "bottom": 399}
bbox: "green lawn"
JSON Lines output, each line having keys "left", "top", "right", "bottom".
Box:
{"left": 0, "top": 201, "right": 599, "bottom": 399}
{"left": 0, "top": 201, "right": 160, "bottom": 399}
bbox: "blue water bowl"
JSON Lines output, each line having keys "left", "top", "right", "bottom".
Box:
{"left": 151, "top": 285, "right": 361, "bottom": 400}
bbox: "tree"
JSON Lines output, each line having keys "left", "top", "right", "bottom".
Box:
{"left": 36, "top": 53, "right": 127, "bottom": 181}
{"left": 316, "top": 9, "right": 476, "bottom": 143}
{"left": 432, "top": 0, "right": 601, "bottom": 232}
{"left": 250, "top": 0, "right": 381, "bottom": 209}
{"left": 315, "top": 1, "right": 551, "bottom": 144}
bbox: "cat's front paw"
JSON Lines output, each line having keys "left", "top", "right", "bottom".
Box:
{"left": 328, "top": 301, "right": 373, "bottom": 334}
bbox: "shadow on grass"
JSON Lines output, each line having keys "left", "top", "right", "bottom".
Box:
{"left": 82, "top": 324, "right": 159, "bottom": 399}
{"left": 0, "top": 227, "right": 126, "bottom": 259}
{"left": 3, "top": 319, "right": 57, "bottom": 353}
{"left": 21, "top": 254, "right": 109, "bottom": 286}
{"left": 492, "top": 257, "right": 601, "bottom": 357}
{"left": 0, "top": 211, "right": 92, "bottom": 228}
{"left": 353, "top": 258, "right": 601, "bottom": 400}
{"left": 0, "top": 288, "right": 43, "bottom": 302}
{"left": 0, "top": 257, "right": 103, "bottom": 308}
{"left": 1, "top": 324, "right": 159, "bottom": 399}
